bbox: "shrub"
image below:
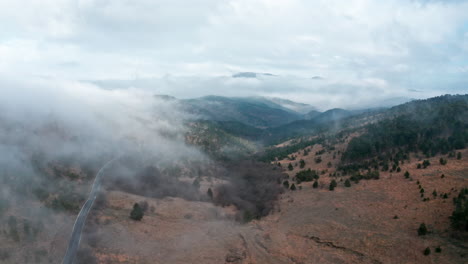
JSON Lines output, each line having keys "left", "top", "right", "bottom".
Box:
{"left": 207, "top": 188, "right": 213, "bottom": 199}
{"left": 344, "top": 179, "right": 351, "bottom": 187}
{"left": 404, "top": 171, "right": 410, "bottom": 178}
{"left": 283, "top": 181, "right": 290, "bottom": 189}
{"left": 288, "top": 163, "right": 293, "bottom": 171}
{"left": 423, "top": 247, "right": 431, "bottom": 256}
{"left": 418, "top": 223, "right": 427, "bottom": 236}
{"left": 295, "top": 169, "right": 318, "bottom": 183}
{"left": 450, "top": 188, "right": 468, "bottom": 231}
{"left": 329, "top": 180, "right": 337, "bottom": 191}
{"left": 130, "top": 203, "right": 144, "bottom": 221}
{"left": 435, "top": 246, "right": 441, "bottom": 253}
{"left": 312, "top": 181, "right": 318, "bottom": 188}
{"left": 457, "top": 152, "right": 462, "bottom": 160}
{"left": 299, "top": 159, "right": 305, "bottom": 168}
{"left": 290, "top": 184, "right": 296, "bottom": 191}
{"left": 439, "top": 158, "right": 447, "bottom": 165}
{"left": 422, "top": 160, "right": 430, "bottom": 168}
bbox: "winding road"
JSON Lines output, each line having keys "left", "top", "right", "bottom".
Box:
{"left": 62, "top": 157, "right": 119, "bottom": 264}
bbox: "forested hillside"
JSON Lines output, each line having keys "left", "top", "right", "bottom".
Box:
{"left": 343, "top": 95, "right": 468, "bottom": 162}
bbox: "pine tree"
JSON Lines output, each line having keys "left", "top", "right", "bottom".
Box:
{"left": 130, "top": 203, "right": 144, "bottom": 221}
{"left": 207, "top": 188, "right": 213, "bottom": 199}
{"left": 288, "top": 163, "right": 293, "bottom": 171}
{"left": 423, "top": 247, "right": 431, "bottom": 256}
{"left": 344, "top": 179, "right": 351, "bottom": 187}
{"left": 329, "top": 180, "right": 337, "bottom": 191}
{"left": 418, "top": 223, "right": 427, "bottom": 236}
{"left": 290, "top": 184, "right": 296, "bottom": 191}
{"left": 404, "top": 171, "right": 410, "bottom": 178}
{"left": 313, "top": 181, "right": 318, "bottom": 188}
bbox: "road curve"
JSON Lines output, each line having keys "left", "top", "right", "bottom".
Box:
{"left": 62, "top": 157, "right": 119, "bottom": 264}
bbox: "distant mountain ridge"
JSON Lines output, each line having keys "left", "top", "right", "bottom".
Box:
{"left": 180, "top": 96, "right": 305, "bottom": 128}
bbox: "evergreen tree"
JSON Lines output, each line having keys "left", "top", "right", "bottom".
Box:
{"left": 344, "top": 179, "right": 351, "bottom": 187}
{"left": 404, "top": 171, "right": 410, "bottom": 178}
{"left": 207, "top": 188, "right": 213, "bottom": 199}
{"left": 423, "top": 247, "right": 431, "bottom": 256}
{"left": 288, "top": 163, "right": 293, "bottom": 171}
{"left": 457, "top": 152, "right": 462, "bottom": 160}
{"left": 418, "top": 223, "right": 427, "bottom": 236}
{"left": 313, "top": 181, "right": 318, "bottom": 188}
{"left": 130, "top": 203, "right": 144, "bottom": 221}
{"left": 299, "top": 159, "right": 305, "bottom": 168}
{"left": 422, "top": 160, "right": 430, "bottom": 168}
{"left": 290, "top": 184, "right": 296, "bottom": 191}
{"left": 329, "top": 180, "right": 337, "bottom": 191}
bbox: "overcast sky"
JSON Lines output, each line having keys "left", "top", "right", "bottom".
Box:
{"left": 0, "top": 0, "right": 467, "bottom": 109}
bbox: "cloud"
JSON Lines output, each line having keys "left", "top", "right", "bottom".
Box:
{"left": 0, "top": 0, "right": 466, "bottom": 100}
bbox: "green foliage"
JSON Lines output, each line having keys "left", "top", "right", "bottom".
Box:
{"left": 457, "top": 152, "right": 462, "bottom": 160}
{"left": 422, "top": 160, "right": 430, "bottom": 168}
{"left": 313, "top": 181, "right": 318, "bottom": 188}
{"left": 243, "top": 210, "right": 254, "bottom": 223}
{"left": 299, "top": 159, "right": 305, "bottom": 168}
{"left": 288, "top": 163, "right": 293, "bottom": 171}
{"left": 423, "top": 247, "right": 431, "bottom": 256}
{"left": 418, "top": 223, "right": 428, "bottom": 236}
{"left": 50, "top": 192, "right": 82, "bottom": 212}
{"left": 329, "top": 180, "right": 337, "bottom": 191}
{"left": 439, "top": 158, "right": 447, "bottom": 165}
{"left": 130, "top": 203, "right": 144, "bottom": 221}
{"left": 295, "top": 169, "right": 318, "bottom": 183}
{"left": 283, "top": 180, "right": 290, "bottom": 189}
{"left": 432, "top": 190, "right": 437, "bottom": 197}
{"left": 450, "top": 188, "right": 468, "bottom": 231}
{"left": 435, "top": 246, "right": 442, "bottom": 253}
{"left": 404, "top": 171, "right": 410, "bottom": 178}
{"left": 290, "top": 184, "right": 296, "bottom": 191}
{"left": 315, "top": 157, "right": 322, "bottom": 163}
{"left": 344, "top": 179, "right": 351, "bottom": 187}
{"left": 342, "top": 95, "right": 468, "bottom": 162}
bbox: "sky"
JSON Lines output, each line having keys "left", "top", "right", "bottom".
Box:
{"left": 0, "top": 0, "right": 467, "bottom": 109}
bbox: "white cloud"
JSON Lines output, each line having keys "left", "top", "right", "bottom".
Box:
{"left": 0, "top": 0, "right": 466, "bottom": 104}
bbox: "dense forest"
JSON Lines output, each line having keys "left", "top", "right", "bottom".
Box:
{"left": 342, "top": 95, "right": 468, "bottom": 163}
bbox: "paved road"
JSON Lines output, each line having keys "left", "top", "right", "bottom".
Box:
{"left": 62, "top": 158, "right": 118, "bottom": 264}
